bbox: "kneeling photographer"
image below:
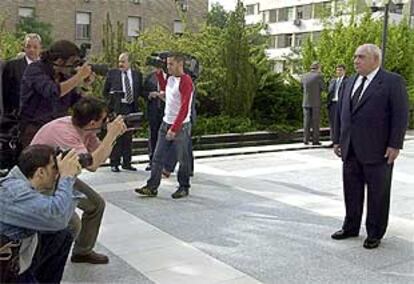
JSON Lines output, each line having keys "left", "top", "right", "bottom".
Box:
{"left": 0, "top": 145, "right": 81, "bottom": 283}
{"left": 30, "top": 96, "right": 126, "bottom": 264}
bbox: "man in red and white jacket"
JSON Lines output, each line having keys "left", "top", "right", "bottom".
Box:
{"left": 135, "top": 53, "right": 193, "bottom": 199}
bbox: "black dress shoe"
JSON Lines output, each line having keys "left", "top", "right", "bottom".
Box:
{"left": 111, "top": 166, "right": 120, "bottom": 172}
{"left": 145, "top": 164, "right": 151, "bottom": 171}
{"left": 363, "top": 238, "right": 381, "bottom": 249}
{"left": 331, "top": 229, "right": 359, "bottom": 240}
{"left": 122, "top": 165, "right": 137, "bottom": 171}
{"left": 312, "top": 142, "right": 322, "bottom": 146}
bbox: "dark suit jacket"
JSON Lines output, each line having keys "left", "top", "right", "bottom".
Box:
{"left": 327, "top": 76, "right": 348, "bottom": 107}
{"left": 301, "top": 71, "right": 325, "bottom": 108}
{"left": 334, "top": 69, "right": 409, "bottom": 164}
{"left": 2, "top": 57, "right": 28, "bottom": 115}
{"left": 143, "top": 71, "right": 165, "bottom": 124}
{"left": 103, "top": 68, "right": 143, "bottom": 114}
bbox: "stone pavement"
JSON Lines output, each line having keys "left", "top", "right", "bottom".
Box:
{"left": 63, "top": 138, "right": 414, "bottom": 284}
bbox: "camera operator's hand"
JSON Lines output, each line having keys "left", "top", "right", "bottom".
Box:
{"left": 166, "top": 129, "right": 176, "bottom": 141}
{"left": 57, "top": 150, "right": 82, "bottom": 178}
{"left": 149, "top": 92, "right": 159, "bottom": 99}
{"left": 83, "top": 72, "right": 96, "bottom": 86}
{"left": 106, "top": 115, "right": 127, "bottom": 140}
{"left": 76, "top": 62, "right": 92, "bottom": 81}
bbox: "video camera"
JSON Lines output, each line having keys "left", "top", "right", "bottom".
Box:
{"left": 146, "top": 51, "right": 201, "bottom": 81}
{"left": 77, "top": 43, "right": 109, "bottom": 76}
{"left": 106, "top": 109, "right": 144, "bottom": 130}
{"left": 55, "top": 148, "right": 93, "bottom": 169}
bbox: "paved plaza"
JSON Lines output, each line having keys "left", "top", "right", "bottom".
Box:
{"left": 63, "top": 137, "right": 414, "bottom": 284}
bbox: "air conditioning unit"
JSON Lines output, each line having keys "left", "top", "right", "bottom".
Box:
{"left": 293, "top": 19, "right": 301, "bottom": 26}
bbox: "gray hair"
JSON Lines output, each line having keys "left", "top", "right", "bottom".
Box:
{"left": 359, "top": 43, "right": 382, "bottom": 65}
{"left": 23, "top": 33, "right": 42, "bottom": 46}
{"left": 119, "top": 52, "right": 130, "bottom": 61}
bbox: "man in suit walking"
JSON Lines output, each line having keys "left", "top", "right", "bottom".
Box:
{"left": 301, "top": 62, "right": 325, "bottom": 145}
{"left": 2, "top": 33, "right": 42, "bottom": 116}
{"left": 103, "top": 52, "right": 143, "bottom": 172}
{"left": 332, "top": 44, "right": 409, "bottom": 249}
{"left": 327, "top": 64, "right": 347, "bottom": 145}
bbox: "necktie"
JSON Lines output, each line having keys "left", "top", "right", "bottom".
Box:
{"left": 351, "top": 76, "right": 367, "bottom": 111}
{"left": 123, "top": 71, "right": 133, "bottom": 104}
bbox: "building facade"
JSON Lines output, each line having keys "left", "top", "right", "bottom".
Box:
{"left": 243, "top": 0, "right": 413, "bottom": 72}
{"left": 0, "top": 0, "right": 208, "bottom": 53}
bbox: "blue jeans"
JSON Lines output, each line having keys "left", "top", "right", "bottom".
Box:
{"left": 147, "top": 122, "right": 192, "bottom": 190}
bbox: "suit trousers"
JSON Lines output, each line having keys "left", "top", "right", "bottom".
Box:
{"left": 110, "top": 103, "right": 135, "bottom": 167}
{"left": 342, "top": 144, "right": 393, "bottom": 239}
{"left": 303, "top": 107, "right": 320, "bottom": 143}
{"left": 328, "top": 102, "right": 337, "bottom": 141}
{"left": 70, "top": 178, "right": 105, "bottom": 256}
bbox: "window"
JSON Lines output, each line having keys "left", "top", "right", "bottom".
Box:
{"left": 76, "top": 12, "right": 91, "bottom": 40}
{"left": 294, "top": 33, "right": 310, "bottom": 47}
{"left": 314, "top": 1, "right": 332, "bottom": 18}
{"left": 19, "top": 7, "right": 34, "bottom": 18}
{"left": 173, "top": 20, "right": 184, "bottom": 34}
{"left": 287, "top": 7, "right": 294, "bottom": 21}
{"left": 269, "top": 9, "right": 277, "bottom": 23}
{"left": 268, "top": 35, "right": 276, "bottom": 49}
{"left": 276, "top": 34, "right": 293, "bottom": 48}
{"left": 246, "top": 4, "right": 255, "bottom": 15}
{"left": 277, "top": 8, "right": 288, "bottom": 22}
{"left": 297, "top": 6, "right": 304, "bottom": 19}
{"left": 127, "top": 16, "right": 141, "bottom": 37}
{"left": 303, "top": 4, "right": 312, "bottom": 20}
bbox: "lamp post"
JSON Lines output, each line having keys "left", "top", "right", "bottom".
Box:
{"left": 368, "top": 0, "right": 407, "bottom": 67}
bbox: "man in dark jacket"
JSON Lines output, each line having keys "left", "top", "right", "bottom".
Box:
{"left": 332, "top": 44, "right": 409, "bottom": 249}
{"left": 103, "top": 52, "right": 143, "bottom": 172}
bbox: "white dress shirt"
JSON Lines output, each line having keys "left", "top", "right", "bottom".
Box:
{"left": 351, "top": 67, "right": 380, "bottom": 101}
{"left": 121, "top": 68, "right": 133, "bottom": 104}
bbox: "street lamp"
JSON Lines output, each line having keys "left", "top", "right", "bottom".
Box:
{"left": 366, "top": 0, "right": 408, "bottom": 67}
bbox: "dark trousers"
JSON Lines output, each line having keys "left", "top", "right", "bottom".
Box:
{"left": 18, "top": 229, "right": 73, "bottom": 283}
{"left": 110, "top": 131, "right": 133, "bottom": 167}
{"left": 303, "top": 107, "right": 320, "bottom": 143}
{"left": 342, "top": 145, "right": 393, "bottom": 239}
{"left": 147, "top": 122, "right": 192, "bottom": 190}
{"left": 328, "top": 102, "right": 337, "bottom": 141}
{"left": 110, "top": 103, "right": 135, "bottom": 167}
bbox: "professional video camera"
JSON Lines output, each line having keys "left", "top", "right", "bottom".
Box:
{"left": 106, "top": 109, "right": 144, "bottom": 130}
{"left": 146, "top": 51, "right": 201, "bottom": 81}
{"left": 77, "top": 43, "right": 109, "bottom": 76}
{"left": 55, "top": 147, "right": 93, "bottom": 169}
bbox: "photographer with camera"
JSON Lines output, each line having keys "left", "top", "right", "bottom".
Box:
{"left": 19, "top": 40, "right": 94, "bottom": 149}
{"left": 103, "top": 52, "right": 143, "bottom": 172}
{"left": 135, "top": 52, "right": 194, "bottom": 199}
{"left": 30, "top": 96, "right": 126, "bottom": 264}
{"left": 0, "top": 145, "right": 81, "bottom": 283}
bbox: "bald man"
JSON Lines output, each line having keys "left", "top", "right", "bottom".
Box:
{"left": 332, "top": 44, "right": 409, "bottom": 249}
{"left": 103, "top": 52, "right": 143, "bottom": 172}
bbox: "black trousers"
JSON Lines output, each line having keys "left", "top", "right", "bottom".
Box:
{"left": 110, "top": 103, "right": 135, "bottom": 167}
{"left": 342, "top": 144, "right": 393, "bottom": 239}
{"left": 328, "top": 102, "right": 337, "bottom": 141}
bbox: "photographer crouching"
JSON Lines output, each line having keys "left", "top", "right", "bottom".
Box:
{"left": 30, "top": 96, "right": 126, "bottom": 264}
{"left": 0, "top": 145, "right": 82, "bottom": 283}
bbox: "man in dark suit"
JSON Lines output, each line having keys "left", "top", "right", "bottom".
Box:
{"left": 327, "top": 64, "right": 347, "bottom": 144}
{"left": 2, "top": 33, "right": 42, "bottom": 116}
{"left": 301, "top": 62, "right": 325, "bottom": 145}
{"left": 332, "top": 44, "right": 409, "bottom": 249}
{"left": 103, "top": 52, "right": 143, "bottom": 172}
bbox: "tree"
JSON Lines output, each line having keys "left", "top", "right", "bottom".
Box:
{"left": 0, "top": 17, "right": 21, "bottom": 59}
{"left": 16, "top": 17, "right": 53, "bottom": 47}
{"left": 207, "top": 3, "right": 229, "bottom": 29}
{"left": 222, "top": 1, "right": 256, "bottom": 117}
{"left": 101, "top": 13, "right": 126, "bottom": 69}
